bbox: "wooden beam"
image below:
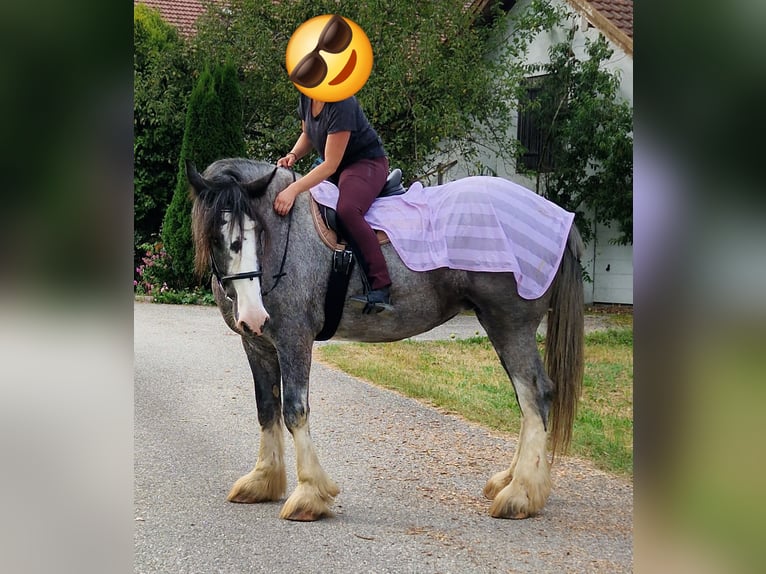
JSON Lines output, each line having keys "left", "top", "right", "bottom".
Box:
{"left": 567, "top": 0, "right": 633, "bottom": 58}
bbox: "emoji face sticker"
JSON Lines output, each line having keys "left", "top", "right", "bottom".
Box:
{"left": 286, "top": 14, "right": 373, "bottom": 102}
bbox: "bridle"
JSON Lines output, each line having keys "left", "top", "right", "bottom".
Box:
{"left": 210, "top": 167, "right": 295, "bottom": 298}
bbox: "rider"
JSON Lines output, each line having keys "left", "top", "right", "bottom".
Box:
{"left": 275, "top": 94, "right": 392, "bottom": 312}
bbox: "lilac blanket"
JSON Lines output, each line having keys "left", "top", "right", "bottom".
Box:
{"left": 310, "top": 176, "right": 574, "bottom": 300}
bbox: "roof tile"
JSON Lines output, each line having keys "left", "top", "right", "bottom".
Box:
{"left": 587, "top": 0, "right": 633, "bottom": 39}
{"left": 567, "top": 0, "right": 633, "bottom": 56}
{"left": 135, "top": 0, "right": 207, "bottom": 37}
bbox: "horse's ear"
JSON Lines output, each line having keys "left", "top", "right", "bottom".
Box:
{"left": 186, "top": 160, "right": 208, "bottom": 197}
{"left": 242, "top": 169, "right": 278, "bottom": 198}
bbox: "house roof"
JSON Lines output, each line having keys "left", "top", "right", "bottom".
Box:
{"left": 135, "top": 0, "right": 207, "bottom": 37}
{"left": 568, "top": 0, "right": 633, "bottom": 57}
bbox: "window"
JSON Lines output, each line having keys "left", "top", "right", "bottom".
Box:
{"left": 517, "top": 75, "right": 555, "bottom": 173}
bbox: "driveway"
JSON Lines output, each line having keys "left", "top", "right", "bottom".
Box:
{"left": 135, "top": 302, "right": 632, "bottom": 573}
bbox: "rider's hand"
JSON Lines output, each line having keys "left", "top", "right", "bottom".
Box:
{"left": 274, "top": 184, "right": 299, "bottom": 216}
{"left": 277, "top": 152, "right": 297, "bottom": 168}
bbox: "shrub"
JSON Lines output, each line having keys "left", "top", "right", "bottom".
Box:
{"left": 161, "top": 61, "right": 246, "bottom": 289}
{"left": 134, "top": 241, "right": 215, "bottom": 305}
{"left": 134, "top": 241, "right": 174, "bottom": 297}
{"left": 134, "top": 4, "right": 192, "bottom": 272}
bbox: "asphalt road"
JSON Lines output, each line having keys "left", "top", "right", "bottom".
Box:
{"left": 134, "top": 302, "right": 632, "bottom": 573}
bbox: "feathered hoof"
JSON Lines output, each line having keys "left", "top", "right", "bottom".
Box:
{"left": 279, "top": 481, "right": 339, "bottom": 521}
{"left": 483, "top": 469, "right": 514, "bottom": 500}
{"left": 489, "top": 491, "right": 534, "bottom": 519}
{"left": 488, "top": 478, "right": 549, "bottom": 519}
{"left": 226, "top": 467, "right": 287, "bottom": 503}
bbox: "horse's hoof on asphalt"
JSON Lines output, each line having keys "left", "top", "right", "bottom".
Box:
{"left": 282, "top": 508, "right": 322, "bottom": 521}
{"left": 280, "top": 503, "right": 333, "bottom": 521}
{"left": 492, "top": 509, "right": 531, "bottom": 519}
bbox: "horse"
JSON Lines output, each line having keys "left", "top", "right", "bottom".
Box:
{"left": 186, "top": 158, "right": 584, "bottom": 521}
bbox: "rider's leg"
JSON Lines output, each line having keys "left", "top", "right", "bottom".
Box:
{"left": 334, "top": 157, "right": 392, "bottom": 304}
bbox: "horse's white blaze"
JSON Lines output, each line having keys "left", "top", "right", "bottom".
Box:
{"left": 222, "top": 214, "right": 270, "bottom": 336}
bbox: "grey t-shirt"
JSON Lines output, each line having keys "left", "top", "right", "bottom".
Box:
{"left": 298, "top": 95, "right": 385, "bottom": 174}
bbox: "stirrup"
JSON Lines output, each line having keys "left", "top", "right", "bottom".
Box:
{"left": 350, "top": 299, "right": 393, "bottom": 314}
{"left": 349, "top": 287, "right": 393, "bottom": 314}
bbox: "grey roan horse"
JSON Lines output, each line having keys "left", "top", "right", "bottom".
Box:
{"left": 187, "top": 158, "right": 584, "bottom": 521}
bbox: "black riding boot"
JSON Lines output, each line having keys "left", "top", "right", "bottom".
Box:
{"left": 349, "top": 285, "right": 393, "bottom": 314}
{"left": 336, "top": 217, "right": 393, "bottom": 314}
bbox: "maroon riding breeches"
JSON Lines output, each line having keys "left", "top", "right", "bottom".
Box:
{"left": 335, "top": 156, "right": 391, "bottom": 290}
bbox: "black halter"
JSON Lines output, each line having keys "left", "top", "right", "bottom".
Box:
{"left": 210, "top": 167, "right": 295, "bottom": 297}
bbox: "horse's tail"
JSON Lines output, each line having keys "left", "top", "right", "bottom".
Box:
{"left": 545, "top": 224, "right": 585, "bottom": 460}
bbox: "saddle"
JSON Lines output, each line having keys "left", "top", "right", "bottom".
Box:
{"left": 311, "top": 168, "right": 406, "bottom": 248}
{"left": 311, "top": 169, "right": 407, "bottom": 341}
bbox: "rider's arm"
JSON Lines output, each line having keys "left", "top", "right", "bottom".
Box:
{"left": 277, "top": 122, "right": 313, "bottom": 167}
{"left": 293, "top": 131, "right": 350, "bottom": 191}
{"left": 273, "top": 130, "right": 351, "bottom": 216}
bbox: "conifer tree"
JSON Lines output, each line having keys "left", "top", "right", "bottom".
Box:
{"left": 133, "top": 4, "right": 191, "bottom": 269}
{"left": 161, "top": 62, "right": 246, "bottom": 288}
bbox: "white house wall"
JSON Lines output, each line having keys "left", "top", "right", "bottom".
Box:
{"left": 581, "top": 219, "right": 634, "bottom": 304}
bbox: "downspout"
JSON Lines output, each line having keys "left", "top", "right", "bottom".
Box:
{"left": 590, "top": 205, "right": 597, "bottom": 303}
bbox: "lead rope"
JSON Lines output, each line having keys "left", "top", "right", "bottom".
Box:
{"left": 261, "top": 169, "right": 296, "bottom": 297}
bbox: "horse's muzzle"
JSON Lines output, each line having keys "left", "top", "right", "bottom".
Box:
{"left": 236, "top": 311, "right": 270, "bottom": 337}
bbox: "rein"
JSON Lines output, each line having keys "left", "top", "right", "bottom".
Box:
{"left": 261, "top": 206, "right": 292, "bottom": 297}
{"left": 211, "top": 167, "right": 296, "bottom": 297}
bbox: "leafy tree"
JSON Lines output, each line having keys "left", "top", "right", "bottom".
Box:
{"left": 161, "top": 62, "right": 246, "bottom": 288}
{"left": 500, "top": 0, "right": 633, "bottom": 244}
{"left": 189, "top": 0, "right": 507, "bottom": 181}
{"left": 133, "top": 4, "right": 192, "bottom": 267}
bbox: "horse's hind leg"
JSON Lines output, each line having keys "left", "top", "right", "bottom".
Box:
{"left": 477, "top": 310, "right": 553, "bottom": 519}
{"left": 227, "top": 337, "right": 287, "bottom": 503}
{"left": 278, "top": 340, "right": 339, "bottom": 521}
{"left": 483, "top": 417, "right": 523, "bottom": 500}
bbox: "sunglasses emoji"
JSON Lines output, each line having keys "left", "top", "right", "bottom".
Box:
{"left": 286, "top": 15, "right": 373, "bottom": 102}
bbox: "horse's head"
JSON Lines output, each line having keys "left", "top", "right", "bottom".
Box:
{"left": 187, "top": 159, "right": 279, "bottom": 336}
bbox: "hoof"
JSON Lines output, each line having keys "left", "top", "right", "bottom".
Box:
{"left": 279, "top": 498, "right": 334, "bottom": 522}
{"left": 279, "top": 481, "right": 338, "bottom": 522}
{"left": 492, "top": 510, "right": 531, "bottom": 520}
{"left": 226, "top": 467, "right": 286, "bottom": 503}
{"left": 281, "top": 507, "right": 328, "bottom": 522}
{"left": 488, "top": 476, "right": 549, "bottom": 519}
{"left": 489, "top": 495, "right": 535, "bottom": 520}
{"left": 227, "top": 488, "right": 276, "bottom": 504}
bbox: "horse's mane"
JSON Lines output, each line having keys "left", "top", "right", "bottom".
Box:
{"left": 189, "top": 160, "right": 278, "bottom": 278}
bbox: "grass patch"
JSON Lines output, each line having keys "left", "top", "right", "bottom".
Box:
{"left": 317, "top": 328, "right": 633, "bottom": 477}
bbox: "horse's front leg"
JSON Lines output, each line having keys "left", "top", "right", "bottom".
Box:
{"left": 227, "top": 337, "right": 287, "bottom": 503}
{"left": 278, "top": 337, "right": 339, "bottom": 521}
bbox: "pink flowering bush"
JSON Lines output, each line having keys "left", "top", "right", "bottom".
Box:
{"left": 134, "top": 242, "right": 214, "bottom": 305}
{"left": 134, "top": 242, "right": 173, "bottom": 297}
